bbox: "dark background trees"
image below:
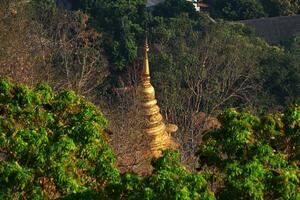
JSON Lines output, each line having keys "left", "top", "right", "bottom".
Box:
{"left": 71, "top": 0, "right": 148, "bottom": 73}
{"left": 258, "top": 36, "right": 300, "bottom": 108}
{"left": 260, "top": 0, "right": 300, "bottom": 17}
{"left": 210, "top": 0, "right": 267, "bottom": 20}
{"left": 210, "top": 0, "right": 300, "bottom": 20}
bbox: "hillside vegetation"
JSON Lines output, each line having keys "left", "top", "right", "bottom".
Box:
{"left": 0, "top": 0, "right": 299, "bottom": 198}
{"left": 0, "top": 80, "right": 299, "bottom": 199}
{"left": 210, "top": 0, "right": 300, "bottom": 20}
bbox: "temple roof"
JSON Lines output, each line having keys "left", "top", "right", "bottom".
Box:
{"left": 241, "top": 15, "right": 300, "bottom": 44}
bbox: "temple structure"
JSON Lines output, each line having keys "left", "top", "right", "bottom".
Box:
{"left": 241, "top": 15, "right": 300, "bottom": 45}
{"left": 139, "top": 39, "right": 178, "bottom": 158}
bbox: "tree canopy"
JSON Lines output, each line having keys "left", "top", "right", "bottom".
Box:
{"left": 0, "top": 80, "right": 299, "bottom": 199}
{"left": 0, "top": 79, "right": 119, "bottom": 199}
{"left": 0, "top": 1, "right": 300, "bottom": 198}
{"left": 198, "top": 107, "right": 300, "bottom": 199}
{"left": 210, "top": 0, "right": 267, "bottom": 20}
{"left": 210, "top": 0, "right": 300, "bottom": 20}
{"left": 70, "top": 0, "right": 148, "bottom": 72}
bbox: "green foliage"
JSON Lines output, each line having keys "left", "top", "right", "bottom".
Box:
{"left": 0, "top": 80, "right": 299, "bottom": 199}
{"left": 210, "top": 0, "right": 300, "bottom": 20}
{"left": 0, "top": 79, "right": 119, "bottom": 199}
{"left": 150, "top": 19, "right": 261, "bottom": 116}
{"left": 259, "top": 36, "right": 300, "bottom": 107}
{"left": 31, "top": 0, "right": 57, "bottom": 22}
{"left": 32, "top": 0, "right": 56, "bottom": 10}
{"left": 71, "top": 0, "right": 147, "bottom": 71}
{"left": 197, "top": 107, "right": 300, "bottom": 200}
{"left": 0, "top": 79, "right": 215, "bottom": 200}
{"left": 210, "top": 0, "right": 267, "bottom": 20}
{"left": 107, "top": 150, "right": 215, "bottom": 200}
{"left": 2, "top": 0, "right": 300, "bottom": 198}
{"left": 260, "top": 0, "right": 300, "bottom": 17}
{"left": 147, "top": 150, "right": 214, "bottom": 200}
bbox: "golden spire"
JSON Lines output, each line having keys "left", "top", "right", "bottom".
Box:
{"left": 143, "top": 38, "right": 150, "bottom": 79}
{"left": 139, "top": 39, "right": 178, "bottom": 158}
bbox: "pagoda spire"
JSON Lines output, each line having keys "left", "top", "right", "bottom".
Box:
{"left": 139, "top": 39, "right": 178, "bottom": 158}
{"left": 143, "top": 38, "right": 150, "bottom": 79}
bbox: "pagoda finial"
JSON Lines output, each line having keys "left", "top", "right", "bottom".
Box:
{"left": 143, "top": 38, "right": 150, "bottom": 80}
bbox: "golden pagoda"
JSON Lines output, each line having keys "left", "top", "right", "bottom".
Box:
{"left": 139, "top": 39, "right": 178, "bottom": 158}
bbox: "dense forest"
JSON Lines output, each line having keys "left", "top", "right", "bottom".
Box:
{"left": 0, "top": 0, "right": 299, "bottom": 199}
{"left": 210, "top": 0, "right": 300, "bottom": 20}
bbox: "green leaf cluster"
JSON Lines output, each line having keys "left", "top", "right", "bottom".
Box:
{"left": 0, "top": 78, "right": 119, "bottom": 199}
{"left": 0, "top": 79, "right": 216, "bottom": 199}
{"left": 198, "top": 107, "right": 300, "bottom": 199}
{"left": 71, "top": 0, "right": 147, "bottom": 71}
{"left": 106, "top": 150, "right": 215, "bottom": 200}
{"left": 211, "top": 0, "right": 300, "bottom": 20}
{"left": 0, "top": 80, "right": 299, "bottom": 199}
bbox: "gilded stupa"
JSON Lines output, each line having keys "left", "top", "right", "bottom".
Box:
{"left": 139, "top": 39, "right": 178, "bottom": 158}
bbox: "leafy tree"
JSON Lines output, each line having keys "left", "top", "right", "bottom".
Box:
{"left": 258, "top": 46, "right": 289, "bottom": 107}
{"left": 260, "top": 0, "right": 300, "bottom": 17}
{"left": 106, "top": 150, "right": 215, "bottom": 199}
{"left": 284, "top": 35, "right": 300, "bottom": 104}
{"left": 210, "top": 0, "right": 300, "bottom": 20}
{"left": 70, "top": 0, "right": 147, "bottom": 72}
{"left": 0, "top": 79, "right": 119, "bottom": 199}
{"left": 258, "top": 36, "right": 300, "bottom": 107}
{"left": 0, "top": 79, "right": 215, "bottom": 199}
{"left": 197, "top": 107, "right": 300, "bottom": 199}
{"left": 0, "top": 81, "right": 299, "bottom": 199}
{"left": 210, "top": 0, "right": 267, "bottom": 20}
